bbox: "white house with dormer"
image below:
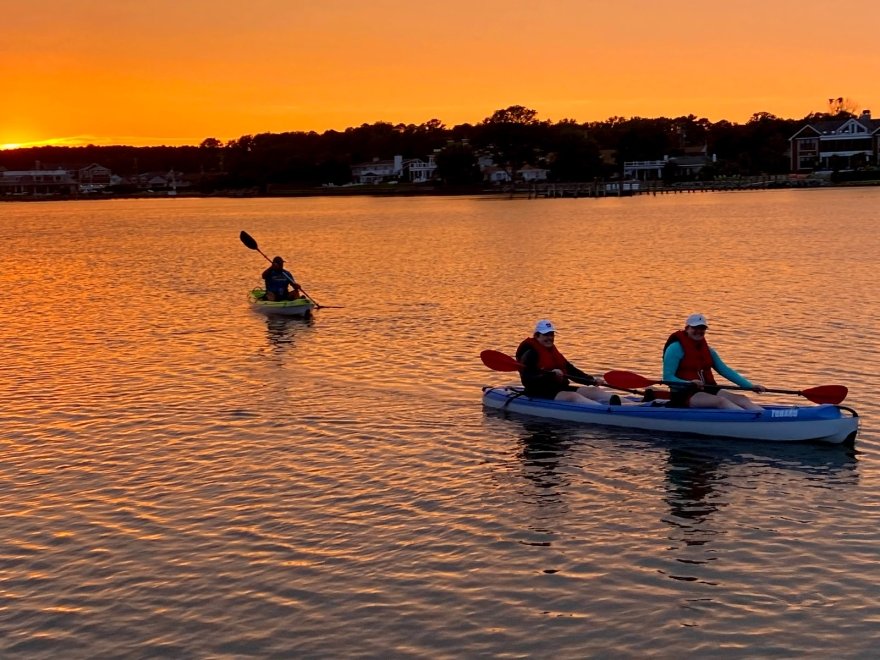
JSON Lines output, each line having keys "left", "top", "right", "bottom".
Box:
{"left": 517, "top": 164, "right": 549, "bottom": 182}
{"left": 403, "top": 154, "right": 438, "bottom": 183}
{"left": 482, "top": 166, "right": 511, "bottom": 183}
{"left": 351, "top": 156, "right": 403, "bottom": 184}
{"left": 351, "top": 154, "right": 441, "bottom": 184}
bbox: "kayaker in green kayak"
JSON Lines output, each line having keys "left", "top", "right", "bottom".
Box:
{"left": 664, "top": 313, "right": 766, "bottom": 410}
{"left": 261, "top": 256, "right": 302, "bottom": 301}
{"left": 515, "top": 319, "right": 620, "bottom": 406}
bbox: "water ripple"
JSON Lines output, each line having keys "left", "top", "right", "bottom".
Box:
{"left": 0, "top": 194, "right": 878, "bottom": 657}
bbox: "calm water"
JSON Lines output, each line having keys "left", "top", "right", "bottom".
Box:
{"left": 1, "top": 191, "right": 878, "bottom": 658}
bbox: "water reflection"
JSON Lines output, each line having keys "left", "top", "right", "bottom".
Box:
{"left": 2, "top": 194, "right": 879, "bottom": 656}
{"left": 664, "top": 439, "right": 859, "bottom": 488}
{"left": 515, "top": 420, "right": 578, "bottom": 496}
{"left": 495, "top": 416, "right": 582, "bottom": 545}
{"left": 660, "top": 439, "right": 859, "bottom": 582}
{"left": 663, "top": 446, "right": 724, "bottom": 549}
{"left": 263, "top": 314, "right": 313, "bottom": 349}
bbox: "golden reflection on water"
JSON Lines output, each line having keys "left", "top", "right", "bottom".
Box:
{"left": 2, "top": 193, "right": 877, "bottom": 441}
{"left": 0, "top": 192, "right": 878, "bottom": 656}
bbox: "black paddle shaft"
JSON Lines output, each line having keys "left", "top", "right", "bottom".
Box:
{"left": 239, "top": 230, "right": 331, "bottom": 308}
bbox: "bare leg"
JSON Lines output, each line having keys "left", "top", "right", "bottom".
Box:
{"left": 576, "top": 385, "right": 617, "bottom": 404}
{"left": 718, "top": 390, "right": 763, "bottom": 411}
{"left": 688, "top": 391, "right": 744, "bottom": 410}
{"left": 555, "top": 391, "right": 603, "bottom": 406}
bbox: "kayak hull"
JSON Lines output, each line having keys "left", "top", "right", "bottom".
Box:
{"left": 248, "top": 289, "right": 315, "bottom": 317}
{"left": 482, "top": 386, "right": 859, "bottom": 444}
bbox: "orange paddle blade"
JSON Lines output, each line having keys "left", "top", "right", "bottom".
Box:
{"left": 798, "top": 385, "right": 847, "bottom": 405}
{"left": 603, "top": 370, "right": 658, "bottom": 390}
{"left": 480, "top": 350, "right": 524, "bottom": 372}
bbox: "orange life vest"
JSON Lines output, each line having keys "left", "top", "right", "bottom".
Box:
{"left": 516, "top": 337, "right": 568, "bottom": 372}
{"left": 665, "top": 330, "right": 717, "bottom": 385}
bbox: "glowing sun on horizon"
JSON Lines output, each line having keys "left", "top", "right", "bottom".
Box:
{"left": 0, "top": 136, "right": 83, "bottom": 150}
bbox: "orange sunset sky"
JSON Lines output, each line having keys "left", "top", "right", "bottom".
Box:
{"left": 3, "top": 0, "right": 879, "bottom": 149}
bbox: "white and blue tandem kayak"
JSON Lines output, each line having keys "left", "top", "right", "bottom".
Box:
{"left": 248, "top": 288, "right": 315, "bottom": 318}
{"left": 482, "top": 386, "right": 859, "bottom": 444}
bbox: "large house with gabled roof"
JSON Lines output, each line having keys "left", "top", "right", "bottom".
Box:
{"left": 350, "top": 154, "right": 440, "bottom": 184}
{"left": 0, "top": 161, "right": 115, "bottom": 196}
{"left": 789, "top": 110, "right": 880, "bottom": 172}
{"left": 0, "top": 168, "right": 76, "bottom": 195}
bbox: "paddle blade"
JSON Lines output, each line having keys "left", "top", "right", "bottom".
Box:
{"left": 480, "top": 350, "right": 523, "bottom": 372}
{"left": 603, "top": 370, "right": 657, "bottom": 389}
{"left": 239, "top": 231, "right": 258, "bottom": 250}
{"left": 800, "top": 385, "right": 848, "bottom": 405}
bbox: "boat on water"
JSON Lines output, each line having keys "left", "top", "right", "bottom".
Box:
{"left": 482, "top": 385, "right": 859, "bottom": 444}
{"left": 248, "top": 288, "right": 315, "bottom": 318}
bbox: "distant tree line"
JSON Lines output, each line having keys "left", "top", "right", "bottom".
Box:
{"left": 0, "top": 106, "right": 860, "bottom": 192}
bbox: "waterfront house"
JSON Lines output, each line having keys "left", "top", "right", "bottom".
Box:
{"left": 351, "top": 156, "right": 404, "bottom": 184}
{"left": 789, "top": 110, "right": 880, "bottom": 172}
{"left": 0, "top": 168, "right": 76, "bottom": 196}
{"left": 517, "top": 164, "right": 549, "bottom": 182}
{"left": 624, "top": 149, "right": 715, "bottom": 180}
{"left": 402, "top": 155, "right": 438, "bottom": 183}
{"left": 77, "top": 163, "right": 112, "bottom": 191}
{"left": 482, "top": 166, "right": 512, "bottom": 183}
{"left": 350, "top": 154, "right": 439, "bottom": 184}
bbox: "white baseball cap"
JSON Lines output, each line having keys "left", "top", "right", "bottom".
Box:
{"left": 535, "top": 319, "right": 556, "bottom": 334}
{"left": 685, "top": 313, "right": 709, "bottom": 327}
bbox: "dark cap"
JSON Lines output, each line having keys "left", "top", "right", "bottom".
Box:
{"left": 272, "top": 256, "right": 284, "bottom": 264}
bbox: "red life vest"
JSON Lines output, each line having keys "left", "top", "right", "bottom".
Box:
{"left": 516, "top": 337, "right": 568, "bottom": 372}
{"left": 666, "top": 330, "right": 717, "bottom": 385}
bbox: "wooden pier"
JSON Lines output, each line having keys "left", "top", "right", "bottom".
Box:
{"left": 516, "top": 176, "right": 822, "bottom": 199}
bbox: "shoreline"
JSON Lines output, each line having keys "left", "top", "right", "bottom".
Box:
{"left": 3, "top": 178, "right": 879, "bottom": 202}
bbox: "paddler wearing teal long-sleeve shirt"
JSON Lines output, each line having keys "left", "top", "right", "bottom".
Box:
{"left": 663, "top": 313, "right": 766, "bottom": 410}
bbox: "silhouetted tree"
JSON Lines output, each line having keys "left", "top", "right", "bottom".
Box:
{"left": 614, "top": 117, "right": 675, "bottom": 165}
{"left": 199, "top": 137, "right": 224, "bottom": 173}
{"left": 475, "top": 105, "right": 548, "bottom": 180}
{"left": 0, "top": 105, "right": 838, "bottom": 190}
{"left": 435, "top": 141, "right": 481, "bottom": 185}
{"left": 546, "top": 124, "right": 602, "bottom": 182}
